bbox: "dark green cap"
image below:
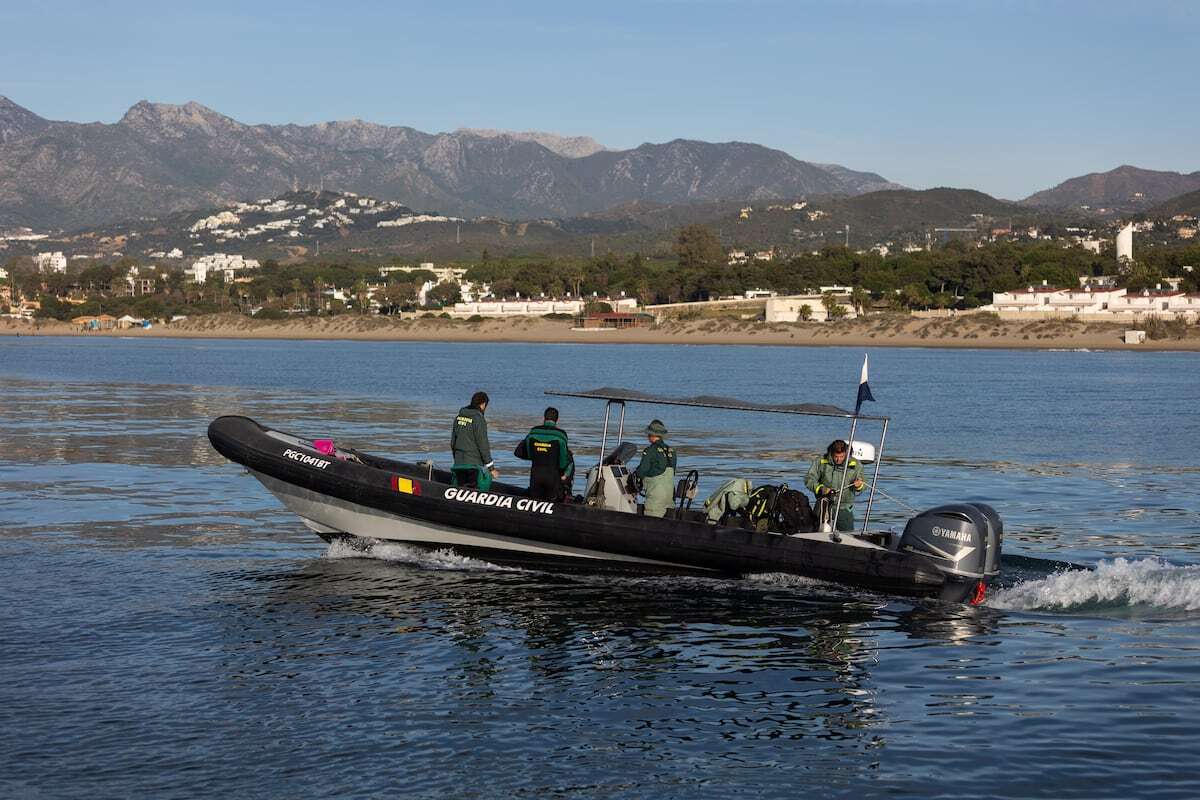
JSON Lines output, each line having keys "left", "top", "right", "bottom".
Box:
{"left": 644, "top": 419, "right": 668, "bottom": 436}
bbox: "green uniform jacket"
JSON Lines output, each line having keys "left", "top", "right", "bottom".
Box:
{"left": 450, "top": 406, "right": 493, "bottom": 468}
{"left": 636, "top": 439, "right": 677, "bottom": 518}
{"left": 515, "top": 422, "right": 572, "bottom": 473}
{"left": 804, "top": 455, "right": 864, "bottom": 509}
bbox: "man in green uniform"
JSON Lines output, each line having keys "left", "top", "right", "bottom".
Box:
{"left": 634, "top": 419, "right": 677, "bottom": 518}
{"left": 804, "top": 439, "right": 865, "bottom": 532}
{"left": 514, "top": 406, "right": 574, "bottom": 501}
{"left": 450, "top": 391, "right": 497, "bottom": 488}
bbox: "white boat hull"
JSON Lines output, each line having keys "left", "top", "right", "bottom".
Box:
{"left": 252, "top": 470, "right": 714, "bottom": 571}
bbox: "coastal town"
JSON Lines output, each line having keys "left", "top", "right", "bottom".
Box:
{"left": 2, "top": 190, "right": 1197, "bottom": 345}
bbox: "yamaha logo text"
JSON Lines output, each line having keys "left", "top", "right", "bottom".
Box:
{"left": 931, "top": 525, "right": 971, "bottom": 543}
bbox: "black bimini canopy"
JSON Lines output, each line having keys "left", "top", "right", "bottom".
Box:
{"left": 546, "top": 387, "right": 887, "bottom": 421}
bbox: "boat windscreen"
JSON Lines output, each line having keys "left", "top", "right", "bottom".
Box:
{"left": 545, "top": 387, "right": 886, "bottom": 420}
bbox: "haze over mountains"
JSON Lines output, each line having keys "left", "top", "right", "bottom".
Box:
{"left": 0, "top": 96, "right": 900, "bottom": 230}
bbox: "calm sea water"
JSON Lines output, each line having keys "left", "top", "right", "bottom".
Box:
{"left": 2, "top": 336, "right": 1199, "bottom": 799}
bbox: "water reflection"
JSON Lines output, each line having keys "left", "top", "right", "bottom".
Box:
{"left": 6, "top": 343, "right": 1200, "bottom": 797}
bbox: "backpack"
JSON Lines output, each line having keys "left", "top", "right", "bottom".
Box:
{"left": 745, "top": 484, "right": 784, "bottom": 532}
{"left": 775, "top": 488, "right": 816, "bottom": 534}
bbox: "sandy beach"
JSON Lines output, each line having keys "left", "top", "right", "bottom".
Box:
{"left": 4, "top": 313, "right": 1199, "bottom": 351}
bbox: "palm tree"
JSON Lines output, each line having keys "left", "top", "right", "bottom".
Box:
{"left": 850, "top": 287, "right": 869, "bottom": 316}
{"left": 353, "top": 279, "right": 369, "bottom": 314}
{"left": 313, "top": 275, "right": 325, "bottom": 313}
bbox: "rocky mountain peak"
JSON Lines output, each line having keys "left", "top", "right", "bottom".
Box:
{"left": 119, "top": 100, "right": 239, "bottom": 135}
{"left": 456, "top": 128, "right": 606, "bottom": 158}
{"left": 0, "top": 95, "right": 49, "bottom": 143}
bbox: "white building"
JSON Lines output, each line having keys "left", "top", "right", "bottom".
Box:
{"left": 1108, "top": 289, "right": 1181, "bottom": 315}
{"left": 190, "top": 211, "right": 240, "bottom": 232}
{"left": 1116, "top": 223, "right": 1134, "bottom": 264}
{"left": 448, "top": 297, "right": 638, "bottom": 318}
{"left": 764, "top": 294, "right": 857, "bottom": 323}
{"left": 992, "top": 283, "right": 1126, "bottom": 314}
{"left": 1166, "top": 293, "right": 1200, "bottom": 317}
{"left": 34, "top": 251, "right": 68, "bottom": 274}
{"left": 184, "top": 253, "right": 261, "bottom": 284}
{"left": 379, "top": 263, "right": 467, "bottom": 284}
{"left": 376, "top": 214, "right": 462, "bottom": 228}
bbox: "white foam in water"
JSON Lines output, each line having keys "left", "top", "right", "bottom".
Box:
{"left": 324, "top": 538, "right": 522, "bottom": 572}
{"left": 745, "top": 572, "right": 831, "bottom": 590}
{"left": 990, "top": 557, "right": 1200, "bottom": 613}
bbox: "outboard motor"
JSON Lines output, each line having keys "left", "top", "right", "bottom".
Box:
{"left": 899, "top": 504, "right": 1003, "bottom": 602}
{"left": 964, "top": 502, "right": 1003, "bottom": 578}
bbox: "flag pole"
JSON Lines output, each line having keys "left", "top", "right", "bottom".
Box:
{"left": 832, "top": 413, "right": 858, "bottom": 524}
{"left": 833, "top": 354, "right": 873, "bottom": 533}
{"left": 860, "top": 417, "right": 887, "bottom": 534}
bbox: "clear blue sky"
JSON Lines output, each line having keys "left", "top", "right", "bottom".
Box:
{"left": 2, "top": 0, "right": 1196, "bottom": 199}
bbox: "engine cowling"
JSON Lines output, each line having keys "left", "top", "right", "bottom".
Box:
{"left": 899, "top": 503, "right": 1002, "bottom": 580}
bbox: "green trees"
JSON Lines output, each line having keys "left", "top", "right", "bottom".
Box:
{"left": 899, "top": 282, "right": 933, "bottom": 310}
{"left": 822, "top": 292, "right": 847, "bottom": 320}
{"left": 850, "top": 286, "right": 869, "bottom": 315}
{"left": 674, "top": 225, "right": 724, "bottom": 270}
{"left": 426, "top": 281, "right": 462, "bottom": 308}
{"left": 379, "top": 282, "right": 417, "bottom": 313}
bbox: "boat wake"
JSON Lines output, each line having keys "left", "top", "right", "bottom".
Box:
{"left": 323, "top": 538, "right": 523, "bottom": 572}
{"left": 745, "top": 572, "right": 834, "bottom": 590}
{"left": 989, "top": 557, "right": 1200, "bottom": 615}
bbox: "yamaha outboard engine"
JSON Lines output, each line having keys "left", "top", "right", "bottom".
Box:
{"left": 899, "top": 503, "right": 1003, "bottom": 603}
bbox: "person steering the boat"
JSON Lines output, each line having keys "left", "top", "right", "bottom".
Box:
{"left": 633, "top": 419, "right": 677, "bottom": 518}
{"left": 805, "top": 439, "right": 865, "bottom": 532}
{"left": 450, "top": 391, "right": 497, "bottom": 488}
{"left": 514, "top": 406, "right": 574, "bottom": 502}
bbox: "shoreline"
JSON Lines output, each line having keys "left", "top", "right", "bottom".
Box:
{"left": 4, "top": 314, "right": 1199, "bottom": 352}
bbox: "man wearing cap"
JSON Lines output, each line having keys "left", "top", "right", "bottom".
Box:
{"left": 634, "top": 419, "right": 677, "bottom": 518}
{"left": 804, "top": 439, "right": 864, "bottom": 532}
{"left": 514, "top": 406, "right": 574, "bottom": 501}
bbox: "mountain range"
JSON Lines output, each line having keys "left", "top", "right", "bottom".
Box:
{"left": 3, "top": 96, "right": 1197, "bottom": 232}
{"left": 0, "top": 96, "right": 900, "bottom": 230}
{"left": 1022, "top": 165, "right": 1200, "bottom": 211}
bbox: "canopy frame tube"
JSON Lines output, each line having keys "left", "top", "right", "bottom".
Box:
{"left": 551, "top": 387, "right": 892, "bottom": 535}
{"left": 546, "top": 388, "right": 887, "bottom": 421}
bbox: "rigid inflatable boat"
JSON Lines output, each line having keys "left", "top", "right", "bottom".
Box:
{"left": 207, "top": 388, "right": 1002, "bottom": 604}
